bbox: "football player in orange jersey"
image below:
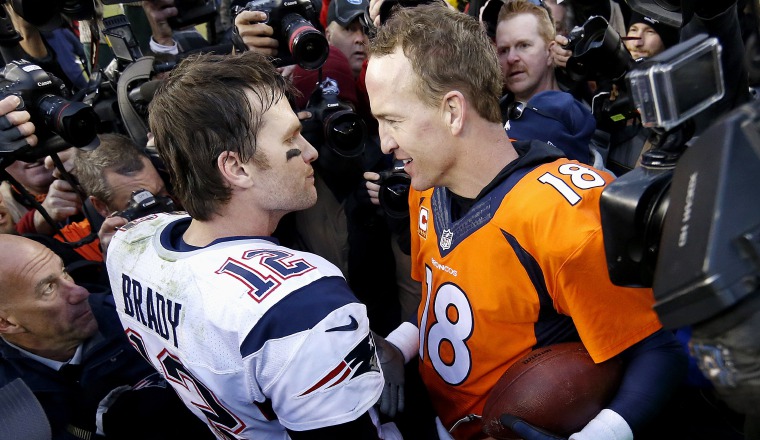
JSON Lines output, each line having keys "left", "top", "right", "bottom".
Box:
{"left": 363, "top": 4, "right": 688, "bottom": 440}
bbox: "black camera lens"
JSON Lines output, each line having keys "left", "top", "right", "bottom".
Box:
{"left": 37, "top": 94, "right": 99, "bottom": 147}
{"left": 324, "top": 110, "right": 367, "bottom": 158}
{"left": 565, "top": 16, "right": 634, "bottom": 82}
{"left": 379, "top": 171, "right": 411, "bottom": 219}
{"left": 281, "top": 13, "right": 329, "bottom": 70}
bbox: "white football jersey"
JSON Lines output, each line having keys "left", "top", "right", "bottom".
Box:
{"left": 106, "top": 213, "right": 384, "bottom": 439}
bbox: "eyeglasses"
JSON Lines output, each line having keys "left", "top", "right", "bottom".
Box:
{"left": 507, "top": 101, "right": 526, "bottom": 120}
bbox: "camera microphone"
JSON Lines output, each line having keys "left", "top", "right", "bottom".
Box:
{"left": 128, "top": 80, "right": 164, "bottom": 104}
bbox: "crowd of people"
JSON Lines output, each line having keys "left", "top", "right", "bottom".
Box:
{"left": 0, "top": 0, "right": 757, "bottom": 439}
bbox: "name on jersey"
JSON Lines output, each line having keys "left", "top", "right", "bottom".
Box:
{"left": 431, "top": 257, "right": 457, "bottom": 277}
{"left": 121, "top": 274, "right": 183, "bottom": 348}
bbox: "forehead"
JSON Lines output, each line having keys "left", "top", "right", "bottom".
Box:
{"left": 496, "top": 14, "right": 543, "bottom": 43}
{"left": 366, "top": 50, "right": 417, "bottom": 113}
{"left": 258, "top": 95, "right": 300, "bottom": 138}
{"left": 104, "top": 158, "right": 165, "bottom": 204}
{"left": 629, "top": 22, "right": 656, "bottom": 32}
{"left": 1, "top": 241, "right": 60, "bottom": 294}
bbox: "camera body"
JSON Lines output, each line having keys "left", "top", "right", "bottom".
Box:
{"left": 599, "top": 34, "right": 736, "bottom": 328}
{"left": 0, "top": 60, "right": 99, "bottom": 161}
{"left": 232, "top": 0, "right": 329, "bottom": 70}
{"left": 167, "top": 0, "right": 219, "bottom": 29}
{"left": 376, "top": 164, "right": 411, "bottom": 220}
{"left": 563, "top": 16, "right": 637, "bottom": 130}
{"left": 116, "top": 189, "right": 177, "bottom": 222}
{"left": 304, "top": 77, "right": 367, "bottom": 159}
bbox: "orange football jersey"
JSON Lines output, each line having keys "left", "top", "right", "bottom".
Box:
{"left": 409, "top": 158, "right": 663, "bottom": 439}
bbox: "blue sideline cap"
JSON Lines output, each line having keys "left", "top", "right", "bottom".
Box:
{"left": 327, "top": 0, "right": 369, "bottom": 27}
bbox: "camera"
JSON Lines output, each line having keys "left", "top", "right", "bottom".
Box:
{"left": 0, "top": 60, "right": 99, "bottom": 160}
{"left": 98, "top": 0, "right": 218, "bottom": 30}
{"left": 116, "top": 189, "right": 177, "bottom": 222}
{"left": 376, "top": 161, "right": 411, "bottom": 220}
{"left": 599, "top": 33, "right": 732, "bottom": 328}
{"left": 304, "top": 77, "right": 367, "bottom": 159}
{"left": 232, "top": 0, "right": 329, "bottom": 70}
{"left": 563, "top": 15, "right": 638, "bottom": 130}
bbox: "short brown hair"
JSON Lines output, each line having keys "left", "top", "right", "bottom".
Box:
{"left": 498, "top": 0, "right": 556, "bottom": 43}
{"left": 369, "top": 4, "right": 503, "bottom": 123}
{"left": 74, "top": 133, "right": 149, "bottom": 205}
{"left": 148, "top": 51, "right": 294, "bottom": 221}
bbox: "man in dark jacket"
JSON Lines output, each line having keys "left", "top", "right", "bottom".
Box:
{"left": 0, "top": 234, "right": 213, "bottom": 440}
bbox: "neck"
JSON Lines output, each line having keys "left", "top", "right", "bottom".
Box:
{"left": 446, "top": 120, "right": 519, "bottom": 199}
{"left": 182, "top": 204, "right": 282, "bottom": 248}
{"left": 4, "top": 336, "right": 79, "bottom": 362}
{"left": 516, "top": 76, "right": 559, "bottom": 103}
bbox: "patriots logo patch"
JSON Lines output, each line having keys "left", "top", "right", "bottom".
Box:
{"left": 298, "top": 333, "right": 379, "bottom": 396}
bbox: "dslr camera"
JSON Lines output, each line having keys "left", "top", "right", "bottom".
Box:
{"left": 304, "top": 77, "right": 367, "bottom": 159}
{"left": 232, "top": 0, "right": 329, "bottom": 70}
{"left": 116, "top": 189, "right": 177, "bottom": 222}
{"left": 0, "top": 60, "right": 99, "bottom": 161}
{"left": 376, "top": 161, "right": 411, "bottom": 220}
{"left": 563, "top": 15, "right": 638, "bottom": 130}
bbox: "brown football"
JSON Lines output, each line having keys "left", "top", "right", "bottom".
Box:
{"left": 481, "top": 342, "right": 623, "bottom": 439}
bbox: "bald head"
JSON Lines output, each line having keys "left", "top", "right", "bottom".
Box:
{"left": 0, "top": 235, "right": 97, "bottom": 360}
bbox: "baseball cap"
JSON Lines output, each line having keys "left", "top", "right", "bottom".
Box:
{"left": 327, "top": 0, "right": 370, "bottom": 27}
{"left": 627, "top": 11, "right": 679, "bottom": 49}
{"left": 505, "top": 90, "right": 596, "bottom": 164}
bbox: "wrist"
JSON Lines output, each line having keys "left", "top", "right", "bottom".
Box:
{"left": 384, "top": 322, "right": 419, "bottom": 363}
{"left": 569, "top": 409, "right": 632, "bottom": 440}
{"left": 149, "top": 36, "right": 179, "bottom": 55}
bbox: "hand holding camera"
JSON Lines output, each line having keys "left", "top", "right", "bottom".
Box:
{"left": 0, "top": 95, "right": 36, "bottom": 156}
{"left": 232, "top": 0, "right": 329, "bottom": 70}
{"left": 233, "top": 9, "right": 279, "bottom": 57}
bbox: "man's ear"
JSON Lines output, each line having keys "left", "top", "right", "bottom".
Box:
{"left": 0, "top": 314, "right": 22, "bottom": 335}
{"left": 90, "top": 196, "right": 110, "bottom": 218}
{"left": 546, "top": 40, "right": 557, "bottom": 66}
{"left": 443, "top": 91, "right": 466, "bottom": 136}
{"left": 218, "top": 151, "right": 254, "bottom": 189}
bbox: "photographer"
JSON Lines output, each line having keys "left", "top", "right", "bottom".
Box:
{"left": 66, "top": 132, "right": 174, "bottom": 263}
{"left": 604, "top": 12, "right": 680, "bottom": 176}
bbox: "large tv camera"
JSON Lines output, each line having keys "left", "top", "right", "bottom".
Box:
{"left": 231, "top": 0, "right": 329, "bottom": 70}
{"left": 562, "top": 15, "right": 639, "bottom": 131}
{"left": 599, "top": 19, "right": 760, "bottom": 414}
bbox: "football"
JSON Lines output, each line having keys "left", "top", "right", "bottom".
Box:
{"left": 481, "top": 341, "right": 623, "bottom": 439}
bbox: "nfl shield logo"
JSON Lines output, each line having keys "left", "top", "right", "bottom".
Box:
{"left": 440, "top": 229, "right": 453, "bottom": 250}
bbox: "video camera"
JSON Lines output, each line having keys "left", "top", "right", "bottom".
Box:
{"left": 303, "top": 77, "right": 367, "bottom": 159}
{"left": 231, "top": 0, "right": 329, "bottom": 70}
{"left": 599, "top": 33, "right": 726, "bottom": 327}
{"left": 0, "top": 60, "right": 99, "bottom": 163}
{"left": 99, "top": 0, "right": 218, "bottom": 30}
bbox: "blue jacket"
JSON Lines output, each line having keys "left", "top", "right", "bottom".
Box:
{"left": 0, "top": 293, "right": 212, "bottom": 440}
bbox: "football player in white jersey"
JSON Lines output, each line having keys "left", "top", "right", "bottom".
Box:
{"left": 105, "top": 51, "right": 396, "bottom": 439}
